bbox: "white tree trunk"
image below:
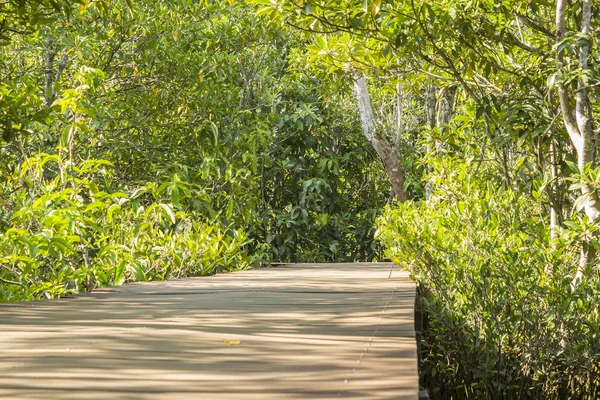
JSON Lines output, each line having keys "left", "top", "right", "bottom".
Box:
{"left": 556, "top": 0, "right": 598, "bottom": 286}
{"left": 353, "top": 74, "right": 408, "bottom": 202}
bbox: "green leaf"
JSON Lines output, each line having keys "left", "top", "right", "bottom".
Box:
{"left": 159, "top": 204, "right": 176, "bottom": 224}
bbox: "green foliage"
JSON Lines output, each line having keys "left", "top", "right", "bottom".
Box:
{"left": 0, "top": 152, "right": 252, "bottom": 301}
{"left": 258, "top": 61, "right": 391, "bottom": 261}
{"left": 5, "top": 2, "right": 598, "bottom": 398}
{"left": 269, "top": 1, "right": 600, "bottom": 392}
{"left": 377, "top": 159, "right": 600, "bottom": 399}
{"left": 0, "top": 0, "right": 84, "bottom": 44}
{"left": 0, "top": 0, "right": 389, "bottom": 301}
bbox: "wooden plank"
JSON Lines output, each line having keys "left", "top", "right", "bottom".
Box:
{"left": 0, "top": 263, "right": 418, "bottom": 399}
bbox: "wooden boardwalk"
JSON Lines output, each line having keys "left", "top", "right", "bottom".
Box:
{"left": 0, "top": 263, "right": 418, "bottom": 399}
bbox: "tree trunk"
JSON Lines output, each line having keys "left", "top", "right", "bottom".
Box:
{"left": 425, "top": 83, "right": 436, "bottom": 130}
{"left": 425, "top": 84, "right": 456, "bottom": 200}
{"left": 436, "top": 86, "right": 456, "bottom": 132}
{"left": 424, "top": 83, "right": 436, "bottom": 200}
{"left": 556, "top": 0, "right": 599, "bottom": 285}
{"left": 549, "top": 137, "right": 559, "bottom": 240}
{"left": 353, "top": 74, "right": 408, "bottom": 202}
{"left": 545, "top": 91, "right": 562, "bottom": 243}
{"left": 44, "top": 36, "right": 55, "bottom": 107}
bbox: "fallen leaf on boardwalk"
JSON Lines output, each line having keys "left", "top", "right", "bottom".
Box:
{"left": 222, "top": 338, "right": 241, "bottom": 346}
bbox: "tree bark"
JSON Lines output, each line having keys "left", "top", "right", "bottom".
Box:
{"left": 436, "top": 86, "right": 456, "bottom": 132}
{"left": 395, "top": 84, "right": 404, "bottom": 151}
{"left": 44, "top": 36, "right": 56, "bottom": 107}
{"left": 425, "top": 83, "right": 436, "bottom": 130}
{"left": 425, "top": 84, "right": 456, "bottom": 200}
{"left": 424, "top": 83, "right": 436, "bottom": 200}
{"left": 353, "top": 74, "right": 408, "bottom": 202}
{"left": 544, "top": 90, "right": 562, "bottom": 243}
{"left": 556, "top": 0, "right": 598, "bottom": 285}
{"left": 549, "top": 136, "right": 560, "bottom": 240}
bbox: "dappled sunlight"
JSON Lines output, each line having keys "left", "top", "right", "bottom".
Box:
{"left": 0, "top": 263, "right": 417, "bottom": 399}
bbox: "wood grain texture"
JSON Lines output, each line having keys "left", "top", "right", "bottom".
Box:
{"left": 0, "top": 263, "right": 418, "bottom": 399}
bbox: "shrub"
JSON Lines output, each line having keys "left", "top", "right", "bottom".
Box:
{"left": 377, "top": 159, "right": 600, "bottom": 399}
{"left": 0, "top": 153, "right": 252, "bottom": 301}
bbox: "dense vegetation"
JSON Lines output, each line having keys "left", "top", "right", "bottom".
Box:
{"left": 1, "top": 0, "right": 599, "bottom": 398}
{"left": 0, "top": 1, "right": 391, "bottom": 301}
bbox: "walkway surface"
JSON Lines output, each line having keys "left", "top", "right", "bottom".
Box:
{"left": 0, "top": 263, "right": 418, "bottom": 399}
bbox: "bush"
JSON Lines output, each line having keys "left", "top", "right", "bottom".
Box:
{"left": 0, "top": 153, "right": 252, "bottom": 301}
{"left": 377, "top": 159, "right": 600, "bottom": 399}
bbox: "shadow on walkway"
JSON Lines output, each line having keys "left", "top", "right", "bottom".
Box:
{"left": 0, "top": 263, "right": 418, "bottom": 400}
